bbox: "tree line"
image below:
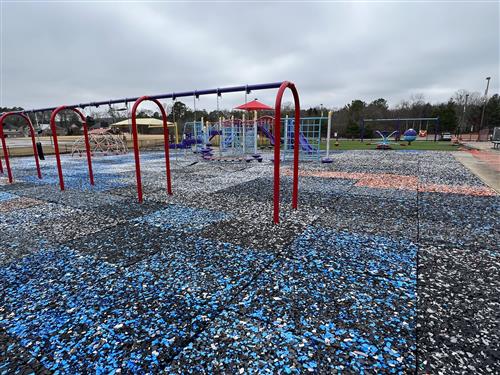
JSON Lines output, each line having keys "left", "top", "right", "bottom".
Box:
{"left": 1, "top": 89, "right": 499, "bottom": 138}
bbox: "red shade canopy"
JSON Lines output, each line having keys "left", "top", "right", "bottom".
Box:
{"left": 234, "top": 99, "right": 273, "bottom": 111}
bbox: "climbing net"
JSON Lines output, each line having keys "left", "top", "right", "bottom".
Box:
{"left": 71, "top": 129, "right": 128, "bottom": 157}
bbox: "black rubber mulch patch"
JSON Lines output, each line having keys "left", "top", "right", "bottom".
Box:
{"left": 417, "top": 244, "right": 500, "bottom": 374}
{"left": 0, "top": 327, "right": 50, "bottom": 375}
{"left": 15, "top": 185, "right": 126, "bottom": 209}
{"left": 65, "top": 221, "right": 186, "bottom": 267}
{"left": 199, "top": 217, "right": 309, "bottom": 252}
{"left": 316, "top": 194, "right": 418, "bottom": 240}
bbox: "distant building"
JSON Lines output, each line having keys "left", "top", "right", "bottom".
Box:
{"left": 38, "top": 123, "right": 67, "bottom": 136}
{"left": 69, "top": 124, "right": 82, "bottom": 135}
{"left": 2, "top": 128, "right": 25, "bottom": 138}
{"left": 110, "top": 118, "right": 174, "bottom": 135}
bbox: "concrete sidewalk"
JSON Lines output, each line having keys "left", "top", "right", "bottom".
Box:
{"left": 454, "top": 150, "right": 500, "bottom": 193}
{"left": 461, "top": 141, "right": 500, "bottom": 152}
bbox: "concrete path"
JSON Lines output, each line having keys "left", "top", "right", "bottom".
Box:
{"left": 454, "top": 150, "right": 500, "bottom": 193}
{"left": 461, "top": 141, "right": 500, "bottom": 152}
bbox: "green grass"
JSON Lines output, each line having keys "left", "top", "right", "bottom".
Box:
{"left": 319, "top": 140, "right": 459, "bottom": 151}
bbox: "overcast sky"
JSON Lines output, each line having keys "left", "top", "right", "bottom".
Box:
{"left": 1, "top": 1, "right": 499, "bottom": 112}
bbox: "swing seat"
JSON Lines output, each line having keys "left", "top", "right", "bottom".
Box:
{"left": 36, "top": 142, "right": 45, "bottom": 160}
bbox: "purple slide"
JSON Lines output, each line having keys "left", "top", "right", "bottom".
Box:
{"left": 209, "top": 129, "right": 221, "bottom": 141}
{"left": 298, "top": 133, "right": 315, "bottom": 153}
{"left": 258, "top": 125, "right": 275, "bottom": 145}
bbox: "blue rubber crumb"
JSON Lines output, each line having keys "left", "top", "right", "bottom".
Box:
{"left": 0, "top": 150, "right": 498, "bottom": 374}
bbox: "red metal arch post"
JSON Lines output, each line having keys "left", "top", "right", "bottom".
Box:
{"left": 273, "top": 81, "right": 301, "bottom": 224}
{"left": 131, "top": 96, "right": 172, "bottom": 203}
{"left": 50, "top": 106, "right": 94, "bottom": 190}
{"left": 0, "top": 112, "right": 42, "bottom": 183}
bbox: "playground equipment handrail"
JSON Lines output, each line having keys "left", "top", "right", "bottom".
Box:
{"left": 131, "top": 96, "right": 172, "bottom": 203}
{"left": 0, "top": 112, "right": 42, "bottom": 182}
{"left": 50, "top": 106, "right": 94, "bottom": 190}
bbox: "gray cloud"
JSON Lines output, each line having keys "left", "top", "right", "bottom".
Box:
{"left": 1, "top": 1, "right": 498, "bottom": 112}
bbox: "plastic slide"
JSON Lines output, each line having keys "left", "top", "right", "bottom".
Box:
{"left": 209, "top": 129, "right": 221, "bottom": 141}
{"left": 169, "top": 137, "right": 201, "bottom": 149}
{"left": 298, "top": 133, "right": 315, "bottom": 153}
{"left": 258, "top": 125, "right": 275, "bottom": 145}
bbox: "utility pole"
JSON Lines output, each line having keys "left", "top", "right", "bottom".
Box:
{"left": 458, "top": 93, "right": 469, "bottom": 139}
{"left": 478, "top": 76, "right": 491, "bottom": 141}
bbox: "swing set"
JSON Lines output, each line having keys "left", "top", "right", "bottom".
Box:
{"left": 0, "top": 81, "right": 301, "bottom": 224}
{"left": 0, "top": 112, "right": 42, "bottom": 183}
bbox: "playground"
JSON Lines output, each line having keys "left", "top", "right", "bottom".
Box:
{"left": 1, "top": 153, "right": 499, "bottom": 373}
{"left": 0, "top": 83, "right": 499, "bottom": 374}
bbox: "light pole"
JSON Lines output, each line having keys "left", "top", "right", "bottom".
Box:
{"left": 478, "top": 76, "right": 491, "bottom": 141}
{"left": 320, "top": 103, "right": 324, "bottom": 118}
{"left": 458, "top": 93, "right": 469, "bottom": 139}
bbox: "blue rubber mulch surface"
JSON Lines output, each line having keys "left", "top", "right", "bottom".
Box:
{"left": 219, "top": 229, "right": 417, "bottom": 373}
{"left": 287, "top": 227, "right": 416, "bottom": 279}
{"left": 167, "top": 229, "right": 417, "bottom": 372}
{"left": 133, "top": 204, "right": 231, "bottom": 233}
{"left": 0, "top": 237, "right": 275, "bottom": 373}
{"left": 0, "top": 192, "right": 18, "bottom": 202}
{"left": 1, "top": 150, "right": 499, "bottom": 373}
